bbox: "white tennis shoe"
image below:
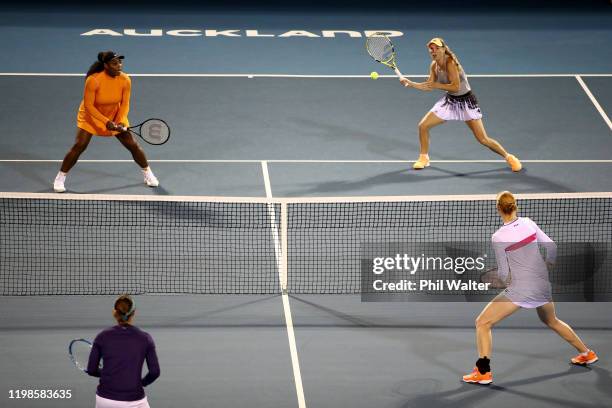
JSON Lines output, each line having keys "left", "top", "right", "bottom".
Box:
{"left": 143, "top": 168, "right": 159, "bottom": 187}
{"left": 53, "top": 172, "right": 66, "bottom": 193}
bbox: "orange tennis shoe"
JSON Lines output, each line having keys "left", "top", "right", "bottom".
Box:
{"left": 413, "top": 154, "right": 430, "bottom": 170}
{"left": 571, "top": 350, "right": 598, "bottom": 365}
{"left": 462, "top": 367, "right": 493, "bottom": 384}
{"left": 505, "top": 154, "right": 522, "bottom": 172}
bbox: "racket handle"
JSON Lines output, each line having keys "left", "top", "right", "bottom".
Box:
{"left": 394, "top": 67, "right": 403, "bottom": 78}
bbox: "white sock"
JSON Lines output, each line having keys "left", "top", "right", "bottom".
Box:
{"left": 56, "top": 171, "right": 66, "bottom": 179}
{"left": 142, "top": 167, "right": 151, "bottom": 174}
{"left": 581, "top": 350, "right": 590, "bottom": 356}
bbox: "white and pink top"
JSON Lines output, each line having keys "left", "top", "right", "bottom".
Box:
{"left": 492, "top": 217, "right": 557, "bottom": 307}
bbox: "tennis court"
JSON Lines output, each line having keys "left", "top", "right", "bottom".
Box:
{"left": 1, "top": 1, "right": 611, "bottom": 407}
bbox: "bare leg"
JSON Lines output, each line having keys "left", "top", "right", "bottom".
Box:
{"left": 465, "top": 119, "right": 509, "bottom": 157}
{"left": 115, "top": 131, "right": 148, "bottom": 168}
{"left": 417, "top": 111, "right": 446, "bottom": 155}
{"left": 60, "top": 129, "right": 93, "bottom": 173}
{"left": 537, "top": 302, "right": 589, "bottom": 353}
{"left": 475, "top": 294, "right": 521, "bottom": 358}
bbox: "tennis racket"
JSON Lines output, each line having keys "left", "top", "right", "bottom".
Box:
{"left": 366, "top": 32, "right": 403, "bottom": 78}
{"left": 68, "top": 338, "right": 100, "bottom": 373}
{"left": 120, "top": 118, "right": 170, "bottom": 145}
{"left": 479, "top": 268, "right": 508, "bottom": 289}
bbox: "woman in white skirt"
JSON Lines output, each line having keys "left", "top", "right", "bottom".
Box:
{"left": 400, "top": 38, "right": 522, "bottom": 171}
{"left": 461, "top": 191, "right": 598, "bottom": 385}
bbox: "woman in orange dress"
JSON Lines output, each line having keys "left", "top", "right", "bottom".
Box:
{"left": 53, "top": 51, "right": 158, "bottom": 192}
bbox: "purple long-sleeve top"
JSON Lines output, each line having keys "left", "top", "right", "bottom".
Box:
{"left": 87, "top": 325, "right": 160, "bottom": 401}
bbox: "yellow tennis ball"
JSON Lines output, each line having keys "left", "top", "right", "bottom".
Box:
{"left": 370, "top": 71, "right": 379, "bottom": 80}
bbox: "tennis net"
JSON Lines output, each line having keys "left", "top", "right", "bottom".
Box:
{"left": 1, "top": 192, "right": 611, "bottom": 298}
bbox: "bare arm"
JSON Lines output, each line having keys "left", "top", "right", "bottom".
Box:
{"left": 399, "top": 62, "right": 437, "bottom": 91}
{"left": 427, "top": 61, "right": 436, "bottom": 82}
{"left": 431, "top": 59, "right": 460, "bottom": 93}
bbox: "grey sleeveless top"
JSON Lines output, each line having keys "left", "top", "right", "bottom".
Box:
{"left": 435, "top": 55, "right": 471, "bottom": 96}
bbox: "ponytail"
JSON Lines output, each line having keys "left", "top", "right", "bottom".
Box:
{"left": 113, "top": 295, "right": 136, "bottom": 325}
{"left": 85, "top": 51, "right": 110, "bottom": 78}
{"left": 443, "top": 44, "right": 464, "bottom": 73}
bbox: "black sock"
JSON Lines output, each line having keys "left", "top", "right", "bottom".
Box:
{"left": 476, "top": 357, "right": 491, "bottom": 374}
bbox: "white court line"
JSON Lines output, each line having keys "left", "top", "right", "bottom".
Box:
{"left": 576, "top": 75, "right": 612, "bottom": 131}
{"left": 0, "top": 72, "right": 610, "bottom": 78}
{"left": 3, "top": 159, "right": 612, "bottom": 163}
{"left": 261, "top": 161, "right": 274, "bottom": 197}
{"left": 261, "top": 161, "right": 307, "bottom": 408}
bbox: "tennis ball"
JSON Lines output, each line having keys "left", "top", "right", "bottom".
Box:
{"left": 370, "top": 71, "right": 379, "bottom": 80}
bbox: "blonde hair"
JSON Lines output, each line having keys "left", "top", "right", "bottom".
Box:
{"left": 428, "top": 38, "right": 464, "bottom": 72}
{"left": 496, "top": 191, "right": 518, "bottom": 215}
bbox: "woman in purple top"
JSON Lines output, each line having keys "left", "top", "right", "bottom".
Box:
{"left": 87, "top": 295, "right": 160, "bottom": 408}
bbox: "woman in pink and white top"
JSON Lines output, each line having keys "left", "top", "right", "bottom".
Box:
{"left": 462, "top": 191, "right": 598, "bottom": 385}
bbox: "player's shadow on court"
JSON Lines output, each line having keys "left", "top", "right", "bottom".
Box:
{"left": 286, "top": 166, "right": 572, "bottom": 196}
{"left": 394, "top": 366, "right": 611, "bottom": 408}
{"left": 54, "top": 183, "right": 144, "bottom": 194}
{"left": 144, "top": 295, "right": 282, "bottom": 328}
{"left": 430, "top": 166, "right": 571, "bottom": 191}
{"left": 289, "top": 295, "right": 377, "bottom": 327}
{"left": 0, "top": 149, "right": 60, "bottom": 190}
{"left": 36, "top": 183, "right": 165, "bottom": 194}
{"left": 0, "top": 296, "right": 282, "bottom": 331}
{"left": 285, "top": 168, "right": 501, "bottom": 196}
{"left": 34, "top": 166, "right": 172, "bottom": 195}
{"left": 291, "top": 118, "right": 428, "bottom": 161}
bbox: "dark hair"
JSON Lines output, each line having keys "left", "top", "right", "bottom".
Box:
{"left": 114, "top": 295, "right": 136, "bottom": 325}
{"left": 85, "top": 51, "right": 118, "bottom": 77}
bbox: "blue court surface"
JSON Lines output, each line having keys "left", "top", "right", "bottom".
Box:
{"left": 1, "top": 1, "right": 611, "bottom": 408}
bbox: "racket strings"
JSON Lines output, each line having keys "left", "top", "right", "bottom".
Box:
{"left": 70, "top": 340, "right": 91, "bottom": 371}
{"left": 366, "top": 36, "right": 394, "bottom": 63}
{"left": 138, "top": 119, "right": 170, "bottom": 145}
{"left": 143, "top": 122, "right": 169, "bottom": 141}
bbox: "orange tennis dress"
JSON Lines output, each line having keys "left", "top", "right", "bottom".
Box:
{"left": 77, "top": 71, "right": 131, "bottom": 136}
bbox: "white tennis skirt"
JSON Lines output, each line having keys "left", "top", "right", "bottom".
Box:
{"left": 503, "top": 286, "right": 552, "bottom": 309}
{"left": 430, "top": 91, "right": 483, "bottom": 121}
{"left": 95, "top": 395, "right": 150, "bottom": 408}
